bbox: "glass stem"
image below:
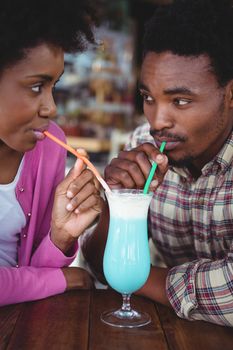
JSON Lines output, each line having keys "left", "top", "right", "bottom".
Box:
{"left": 121, "top": 293, "right": 132, "bottom": 312}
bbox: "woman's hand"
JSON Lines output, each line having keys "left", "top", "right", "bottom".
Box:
{"left": 105, "top": 142, "right": 168, "bottom": 190}
{"left": 51, "top": 156, "right": 103, "bottom": 253}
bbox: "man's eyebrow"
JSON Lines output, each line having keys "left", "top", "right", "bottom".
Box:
{"left": 163, "top": 87, "right": 195, "bottom": 96}
{"left": 138, "top": 82, "right": 149, "bottom": 91}
{"left": 138, "top": 83, "right": 195, "bottom": 96}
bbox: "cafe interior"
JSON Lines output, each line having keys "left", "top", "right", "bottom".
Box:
{"left": 54, "top": 0, "right": 172, "bottom": 174}
{"left": 3, "top": 0, "right": 233, "bottom": 348}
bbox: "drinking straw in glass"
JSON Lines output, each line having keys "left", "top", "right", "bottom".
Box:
{"left": 143, "top": 141, "right": 166, "bottom": 194}
{"left": 44, "top": 131, "right": 111, "bottom": 193}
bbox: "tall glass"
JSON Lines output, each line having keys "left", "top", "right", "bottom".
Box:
{"left": 101, "top": 189, "right": 152, "bottom": 328}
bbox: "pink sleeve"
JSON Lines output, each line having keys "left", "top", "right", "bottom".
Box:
{"left": 0, "top": 266, "right": 66, "bottom": 306}
{"left": 31, "top": 232, "right": 78, "bottom": 267}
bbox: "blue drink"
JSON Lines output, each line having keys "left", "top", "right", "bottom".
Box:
{"left": 101, "top": 189, "right": 152, "bottom": 328}
{"left": 103, "top": 217, "right": 150, "bottom": 294}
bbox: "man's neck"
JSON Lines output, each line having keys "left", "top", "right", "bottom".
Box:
{"left": 186, "top": 164, "right": 202, "bottom": 180}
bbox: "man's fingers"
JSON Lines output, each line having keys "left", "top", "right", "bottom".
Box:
{"left": 105, "top": 159, "right": 146, "bottom": 188}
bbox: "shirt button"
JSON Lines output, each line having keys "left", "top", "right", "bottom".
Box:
{"left": 27, "top": 212, "right": 31, "bottom": 217}
{"left": 23, "top": 234, "right": 27, "bottom": 238}
{"left": 16, "top": 264, "right": 19, "bottom": 268}
{"left": 19, "top": 187, "right": 24, "bottom": 192}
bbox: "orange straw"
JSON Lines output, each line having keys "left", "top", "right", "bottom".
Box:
{"left": 44, "top": 131, "right": 111, "bottom": 193}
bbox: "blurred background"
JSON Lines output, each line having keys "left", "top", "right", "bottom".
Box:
{"left": 54, "top": 0, "right": 172, "bottom": 173}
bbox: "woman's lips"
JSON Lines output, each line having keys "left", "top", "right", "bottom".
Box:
{"left": 33, "top": 130, "right": 46, "bottom": 140}
{"left": 32, "top": 124, "right": 49, "bottom": 141}
{"left": 32, "top": 127, "right": 48, "bottom": 141}
{"left": 155, "top": 140, "right": 181, "bottom": 151}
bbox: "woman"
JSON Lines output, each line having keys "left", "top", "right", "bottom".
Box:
{"left": 0, "top": 0, "right": 102, "bottom": 305}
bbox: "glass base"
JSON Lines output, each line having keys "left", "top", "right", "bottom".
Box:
{"left": 101, "top": 308, "right": 151, "bottom": 328}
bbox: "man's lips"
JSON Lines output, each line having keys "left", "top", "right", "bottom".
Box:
{"left": 155, "top": 139, "right": 181, "bottom": 151}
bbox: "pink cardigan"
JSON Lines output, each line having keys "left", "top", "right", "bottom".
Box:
{"left": 0, "top": 121, "right": 77, "bottom": 306}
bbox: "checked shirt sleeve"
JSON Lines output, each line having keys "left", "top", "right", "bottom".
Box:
{"left": 166, "top": 256, "right": 233, "bottom": 326}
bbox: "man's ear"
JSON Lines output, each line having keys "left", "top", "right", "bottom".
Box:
{"left": 227, "top": 80, "right": 233, "bottom": 107}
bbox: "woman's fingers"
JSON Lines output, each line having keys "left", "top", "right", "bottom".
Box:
{"left": 66, "top": 168, "right": 93, "bottom": 198}
{"left": 66, "top": 182, "right": 99, "bottom": 212}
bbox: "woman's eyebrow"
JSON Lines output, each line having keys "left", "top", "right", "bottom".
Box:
{"left": 26, "top": 70, "right": 64, "bottom": 81}
{"left": 25, "top": 74, "right": 53, "bottom": 81}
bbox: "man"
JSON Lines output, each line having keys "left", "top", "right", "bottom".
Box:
{"left": 81, "top": 0, "right": 233, "bottom": 326}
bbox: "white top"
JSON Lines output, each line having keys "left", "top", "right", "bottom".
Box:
{"left": 0, "top": 158, "right": 26, "bottom": 266}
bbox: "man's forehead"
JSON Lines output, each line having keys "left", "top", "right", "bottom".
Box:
{"left": 140, "top": 51, "right": 215, "bottom": 87}
{"left": 142, "top": 51, "right": 211, "bottom": 70}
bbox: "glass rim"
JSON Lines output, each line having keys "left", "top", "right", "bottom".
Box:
{"left": 106, "top": 188, "right": 153, "bottom": 196}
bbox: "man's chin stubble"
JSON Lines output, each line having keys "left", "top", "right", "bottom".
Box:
{"left": 168, "top": 156, "right": 195, "bottom": 168}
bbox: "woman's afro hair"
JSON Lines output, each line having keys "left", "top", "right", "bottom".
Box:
{"left": 0, "top": 0, "right": 99, "bottom": 71}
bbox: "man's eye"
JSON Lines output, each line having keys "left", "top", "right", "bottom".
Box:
{"left": 31, "top": 84, "right": 42, "bottom": 93}
{"left": 140, "top": 92, "right": 154, "bottom": 103}
{"left": 174, "top": 98, "right": 190, "bottom": 106}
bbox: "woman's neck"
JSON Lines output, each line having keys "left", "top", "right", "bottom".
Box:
{"left": 0, "top": 145, "right": 24, "bottom": 184}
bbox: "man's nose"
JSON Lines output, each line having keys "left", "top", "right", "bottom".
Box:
{"left": 150, "top": 105, "right": 173, "bottom": 131}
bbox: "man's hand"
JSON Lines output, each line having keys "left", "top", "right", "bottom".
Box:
{"left": 105, "top": 142, "right": 168, "bottom": 190}
{"left": 61, "top": 267, "right": 94, "bottom": 290}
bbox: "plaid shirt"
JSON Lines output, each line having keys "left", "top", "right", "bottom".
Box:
{"left": 126, "top": 122, "right": 233, "bottom": 327}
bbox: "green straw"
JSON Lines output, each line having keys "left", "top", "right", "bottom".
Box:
{"left": 143, "top": 141, "right": 166, "bottom": 194}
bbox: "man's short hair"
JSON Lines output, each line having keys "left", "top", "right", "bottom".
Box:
{"left": 143, "top": 0, "right": 233, "bottom": 86}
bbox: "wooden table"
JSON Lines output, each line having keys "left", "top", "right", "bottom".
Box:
{"left": 1, "top": 289, "right": 233, "bottom": 350}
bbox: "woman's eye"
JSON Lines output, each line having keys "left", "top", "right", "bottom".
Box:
{"left": 31, "top": 84, "right": 42, "bottom": 93}
{"left": 174, "top": 98, "right": 190, "bottom": 106}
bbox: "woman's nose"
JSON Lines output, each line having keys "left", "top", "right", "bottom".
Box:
{"left": 39, "top": 96, "right": 57, "bottom": 119}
